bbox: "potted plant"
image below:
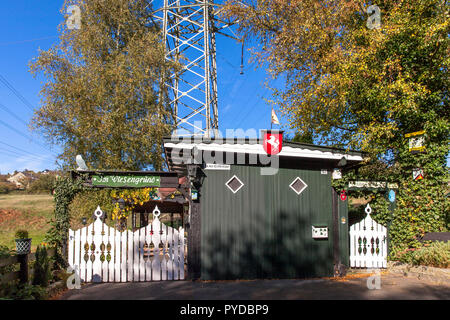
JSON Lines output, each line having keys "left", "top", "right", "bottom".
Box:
{"left": 15, "top": 230, "right": 32, "bottom": 255}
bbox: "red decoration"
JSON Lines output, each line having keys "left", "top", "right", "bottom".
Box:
{"left": 340, "top": 190, "right": 347, "bottom": 201}
{"left": 263, "top": 130, "right": 283, "bottom": 155}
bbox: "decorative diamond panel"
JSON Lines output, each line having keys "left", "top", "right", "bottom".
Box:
{"left": 225, "top": 175, "right": 244, "bottom": 194}
{"left": 289, "top": 177, "right": 308, "bottom": 195}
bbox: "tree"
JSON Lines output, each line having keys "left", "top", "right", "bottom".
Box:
{"left": 27, "top": 173, "right": 57, "bottom": 194}
{"left": 30, "top": 0, "right": 176, "bottom": 171}
{"left": 224, "top": 0, "right": 449, "bottom": 251}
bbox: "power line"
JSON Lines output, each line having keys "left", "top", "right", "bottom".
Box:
{"left": 0, "top": 148, "right": 24, "bottom": 159}
{"left": 0, "top": 147, "right": 46, "bottom": 161}
{"left": 0, "top": 147, "right": 48, "bottom": 162}
{"left": 0, "top": 35, "right": 58, "bottom": 46}
{"left": 219, "top": 70, "right": 252, "bottom": 124}
{"left": 0, "top": 102, "right": 29, "bottom": 126}
{"left": 0, "top": 74, "right": 35, "bottom": 112}
{"left": 234, "top": 84, "right": 272, "bottom": 129}
{"left": 0, "top": 140, "right": 49, "bottom": 161}
{"left": 229, "top": 75, "right": 269, "bottom": 128}
{"left": 0, "top": 118, "right": 56, "bottom": 155}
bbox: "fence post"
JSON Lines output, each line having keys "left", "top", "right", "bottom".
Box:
{"left": 18, "top": 253, "right": 29, "bottom": 284}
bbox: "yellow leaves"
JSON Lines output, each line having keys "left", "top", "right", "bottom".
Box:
{"left": 110, "top": 187, "right": 157, "bottom": 221}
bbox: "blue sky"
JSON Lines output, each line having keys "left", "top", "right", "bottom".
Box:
{"left": 0, "top": 1, "right": 287, "bottom": 174}
{"left": 0, "top": 1, "right": 64, "bottom": 174}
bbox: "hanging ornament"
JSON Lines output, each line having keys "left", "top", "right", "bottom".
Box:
{"left": 340, "top": 190, "right": 347, "bottom": 201}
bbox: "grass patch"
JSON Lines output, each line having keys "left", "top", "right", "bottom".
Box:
{"left": 0, "top": 194, "right": 54, "bottom": 251}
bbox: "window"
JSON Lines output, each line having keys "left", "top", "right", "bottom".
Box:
{"left": 289, "top": 177, "right": 308, "bottom": 195}
{"left": 225, "top": 175, "right": 244, "bottom": 193}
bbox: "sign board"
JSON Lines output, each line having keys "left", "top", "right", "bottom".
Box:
{"left": 348, "top": 181, "right": 399, "bottom": 189}
{"left": 405, "top": 130, "right": 425, "bottom": 153}
{"left": 413, "top": 168, "right": 424, "bottom": 181}
{"left": 91, "top": 175, "right": 161, "bottom": 188}
{"left": 205, "top": 163, "right": 231, "bottom": 170}
{"left": 388, "top": 189, "right": 396, "bottom": 203}
{"left": 262, "top": 130, "right": 283, "bottom": 155}
{"left": 332, "top": 169, "right": 342, "bottom": 180}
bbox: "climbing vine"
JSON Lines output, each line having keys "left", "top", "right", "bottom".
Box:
{"left": 45, "top": 175, "right": 85, "bottom": 248}
{"left": 333, "top": 128, "right": 449, "bottom": 258}
{"left": 43, "top": 174, "right": 85, "bottom": 268}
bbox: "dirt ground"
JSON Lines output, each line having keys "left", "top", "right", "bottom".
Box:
{"left": 59, "top": 272, "right": 450, "bottom": 300}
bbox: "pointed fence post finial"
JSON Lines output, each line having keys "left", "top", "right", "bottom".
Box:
{"left": 152, "top": 205, "right": 161, "bottom": 218}
{"left": 94, "top": 206, "right": 103, "bottom": 220}
{"left": 365, "top": 203, "right": 372, "bottom": 215}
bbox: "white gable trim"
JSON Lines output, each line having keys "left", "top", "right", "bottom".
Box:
{"left": 164, "top": 142, "right": 364, "bottom": 161}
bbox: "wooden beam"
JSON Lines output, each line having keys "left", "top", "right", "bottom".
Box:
{"left": 187, "top": 201, "right": 201, "bottom": 280}
{"left": 0, "top": 271, "right": 20, "bottom": 284}
{"left": 332, "top": 188, "right": 341, "bottom": 276}
{"left": 0, "top": 255, "right": 18, "bottom": 268}
{"left": 18, "top": 254, "right": 28, "bottom": 284}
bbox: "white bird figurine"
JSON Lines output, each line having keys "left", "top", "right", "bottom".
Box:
{"left": 76, "top": 155, "right": 89, "bottom": 171}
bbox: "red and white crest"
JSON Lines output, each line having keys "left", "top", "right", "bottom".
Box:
{"left": 263, "top": 131, "right": 283, "bottom": 155}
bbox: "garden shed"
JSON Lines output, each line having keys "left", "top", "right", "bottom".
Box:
{"left": 163, "top": 136, "right": 366, "bottom": 280}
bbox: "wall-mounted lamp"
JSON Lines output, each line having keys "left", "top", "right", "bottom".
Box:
{"left": 191, "top": 188, "right": 198, "bottom": 201}
{"left": 82, "top": 217, "right": 87, "bottom": 225}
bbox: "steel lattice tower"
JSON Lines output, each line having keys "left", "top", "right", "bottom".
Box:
{"left": 153, "top": 0, "right": 237, "bottom": 137}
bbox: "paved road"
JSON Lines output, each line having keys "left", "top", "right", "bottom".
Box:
{"left": 59, "top": 273, "right": 450, "bottom": 300}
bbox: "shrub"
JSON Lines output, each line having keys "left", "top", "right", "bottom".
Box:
{"left": 0, "top": 245, "right": 15, "bottom": 275}
{"left": 32, "top": 246, "right": 52, "bottom": 287}
{"left": 395, "top": 241, "right": 449, "bottom": 268}
{"left": 14, "top": 230, "right": 29, "bottom": 239}
{"left": 0, "top": 182, "right": 15, "bottom": 194}
{"left": 27, "top": 174, "right": 56, "bottom": 194}
{"left": 69, "top": 189, "right": 115, "bottom": 229}
{"left": 3, "top": 284, "right": 47, "bottom": 300}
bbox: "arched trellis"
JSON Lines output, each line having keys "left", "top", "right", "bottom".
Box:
{"left": 51, "top": 170, "right": 191, "bottom": 267}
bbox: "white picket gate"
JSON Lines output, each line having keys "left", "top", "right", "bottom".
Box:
{"left": 349, "top": 204, "right": 387, "bottom": 268}
{"left": 68, "top": 206, "right": 185, "bottom": 282}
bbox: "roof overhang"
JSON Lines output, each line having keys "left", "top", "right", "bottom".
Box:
{"left": 164, "top": 141, "right": 364, "bottom": 161}
{"left": 163, "top": 137, "right": 366, "bottom": 174}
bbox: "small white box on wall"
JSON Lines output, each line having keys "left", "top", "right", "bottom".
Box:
{"left": 312, "top": 226, "right": 328, "bottom": 239}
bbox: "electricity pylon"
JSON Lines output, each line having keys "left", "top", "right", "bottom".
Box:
{"left": 153, "top": 0, "right": 238, "bottom": 137}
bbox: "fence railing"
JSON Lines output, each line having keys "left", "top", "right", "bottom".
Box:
{"left": 0, "top": 248, "right": 56, "bottom": 285}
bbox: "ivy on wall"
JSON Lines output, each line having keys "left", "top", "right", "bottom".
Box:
{"left": 333, "top": 130, "right": 449, "bottom": 258}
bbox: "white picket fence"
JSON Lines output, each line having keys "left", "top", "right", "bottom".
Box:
{"left": 68, "top": 206, "right": 185, "bottom": 282}
{"left": 349, "top": 204, "right": 387, "bottom": 268}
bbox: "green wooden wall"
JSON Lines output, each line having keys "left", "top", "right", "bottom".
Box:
{"left": 200, "top": 164, "right": 342, "bottom": 280}
{"left": 338, "top": 195, "right": 350, "bottom": 268}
